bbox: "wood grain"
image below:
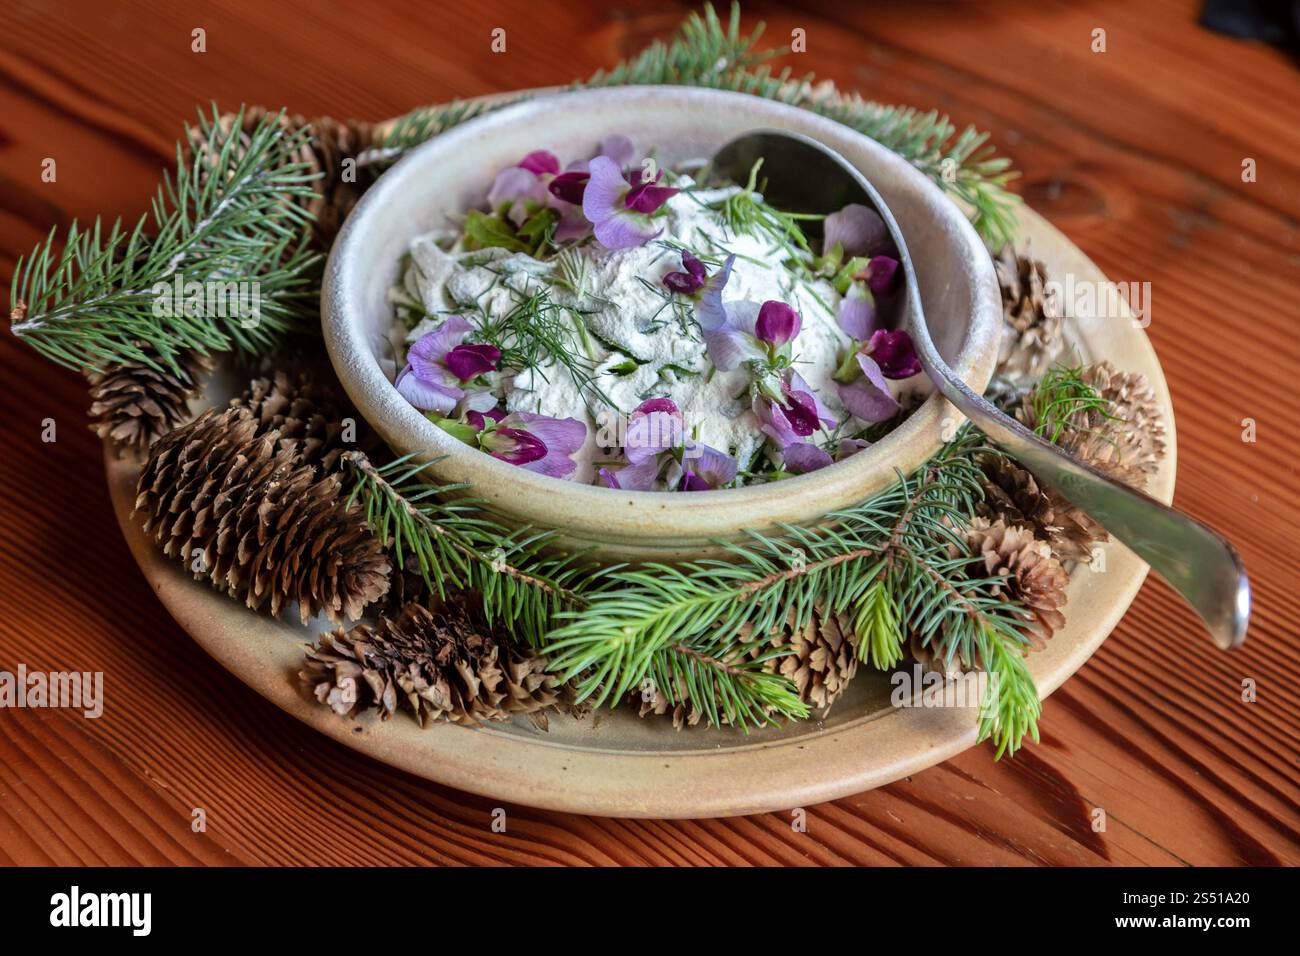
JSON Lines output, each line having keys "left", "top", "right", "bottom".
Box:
{"left": 1, "top": 0, "right": 1297, "bottom": 866}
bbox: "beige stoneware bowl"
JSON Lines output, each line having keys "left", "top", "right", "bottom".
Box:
{"left": 323, "top": 86, "right": 1002, "bottom": 560}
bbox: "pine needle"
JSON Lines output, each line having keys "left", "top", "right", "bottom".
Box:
{"left": 9, "top": 105, "right": 322, "bottom": 373}
{"left": 370, "top": 2, "right": 1020, "bottom": 246}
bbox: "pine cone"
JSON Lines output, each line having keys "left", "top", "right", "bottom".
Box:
{"left": 87, "top": 349, "right": 214, "bottom": 454}
{"left": 301, "top": 597, "right": 573, "bottom": 727}
{"left": 994, "top": 245, "right": 1065, "bottom": 383}
{"left": 194, "top": 108, "right": 376, "bottom": 249}
{"left": 963, "top": 518, "right": 1068, "bottom": 649}
{"left": 637, "top": 603, "right": 859, "bottom": 728}
{"left": 229, "top": 372, "right": 355, "bottom": 473}
{"left": 907, "top": 629, "right": 974, "bottom": 679}
{"left": 1017, "top": 361, "right": 1165, "bottom": 489}
{"left": 135, "top": 405, "right": 390, "bottom": 623}
{"left": 977, "top": 452, "right": 1106, "bottom": 564}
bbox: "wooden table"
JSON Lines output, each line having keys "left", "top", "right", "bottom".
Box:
{"left": 1, "top": 0, "right": 1296, "bottom": 866}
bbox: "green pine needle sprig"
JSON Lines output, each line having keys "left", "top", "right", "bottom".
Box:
{"left": 1028, "top": 363, "right": 1118, "bottom": 443}
{"left": 542, "top": 426, "right": 1043, "bottom": 749}
{"left": 343, "top": 451, "right": 600, "bottom": 646}
{"left": 9, "top": 105, "right": 322, "bottom": 374}
{"left": 369, "top": 3, "right": 1020, "bottom": 247}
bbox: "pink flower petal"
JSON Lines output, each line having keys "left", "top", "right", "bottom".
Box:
{"left": 581, "top": 156, "right": 627, "bottom": 223}
{"left": 680, "top": 442, "right": 737, "bottom": 489}
{"left": 755, "top": 300, "right": 801, "bottom": 345}
{"left": 518, "top": 150, "right": 560, "bottom": 176}
{"left": 625, "top": 410, "right": 682, "bottom": 463}
{"left": 593, "top": 213, "right": 662, "bottom": 250}
{"left": 485, "top": 426, "right": 548, "bottom": 466}
{"left": 599, "top": 134, "right": 636, "bottom": 167}
{"left": 782, "top": 442, "right": 834, "bottom": 474}
{"left": 624, "top": 182, "right": 679, "bottom": 213}
{"left": 836, "top": 282, "right": 877, "bottom": 341}
{"left": 867, "top": 329, "right": 921, "bottom": 379}
{"left": 406, "top": 316, "right": 471, "bottom": 378}
{"left": 513, "top": 411, "right": 586, "bottom": 478}
{"left": 694, "top": 254, "right": 735, "bottom": 331}
{"left": 396, "top": 367, "right": 462, "bottom": 414}
{"left": 607, "top": 454, "right": 662, "bottom": 490}
{"left": 635, "top": 397, "right": 680, "bottom": 416}
{"left": 824, "top": 203, "right": 888, "bottom": 258}
{"left": 444, "top": 343, "right": 500, "bottom": 381}
{"left": 838, "top": 354, "right": 900, "bottom": 423}
{"left": 787, "top": 371, "right": 838, "bottom": 430}
{"left": 755, "top": 397, "right": 803, "bottom": 448}
{"left": 864, "top": 255, "right": 900, "bottom": 295}
{"left": 548, "top": 171, "right": 590, "bottom": 206}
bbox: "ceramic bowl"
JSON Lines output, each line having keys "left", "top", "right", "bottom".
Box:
{"left": 323, "top": 86, "right": 1001, "bottom": 560}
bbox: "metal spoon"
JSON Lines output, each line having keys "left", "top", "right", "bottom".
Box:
{"left": 713, "top": 130, "right": 1250, "bottom": 650}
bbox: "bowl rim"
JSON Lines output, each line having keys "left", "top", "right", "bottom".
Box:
{"left": 323, "top": 85, "right": 1001, "bottom": 548}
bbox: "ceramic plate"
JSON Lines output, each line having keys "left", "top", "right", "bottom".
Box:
{"left": 104, "top": 135, "right": 1174, "bottom": 818}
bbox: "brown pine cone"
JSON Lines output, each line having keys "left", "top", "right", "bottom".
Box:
{"left": 1017, "top": 360, "right": 1166, "bottom": 490}
{"left": 301, "top": 596, "right": 574, "bottom": 727}
{"left": 230, "top": 371, "right": 355, "bottom": 473}
{"left": 907, "top": 629, "right": 974, "bottom": 679}
{"left": 977, "top": 452, "right": 1107, "bottom": 564}
{"left": 963, "top": 517, "right": 1068, "bottom": 649}
{"left": 87, "top": 349, "right": 214, "bottom": 455}
{"left": 135, "top": 405, "right": 390, "bottom": 623}
{"left": 994, "top": 245, "right": 1065, "bottom": 383}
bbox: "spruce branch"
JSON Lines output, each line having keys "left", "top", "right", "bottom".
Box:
{"left": 542, "top": 426, "right": 1043, "bottom": 750}
{"left": 342, "top": 451, "right": 598, "bottom": 645}
{"left": 9, "top": 105, "right": 322, "bottom": 373}
{"left": 368, "top": 3, "right": 1019, "bottom": 246}
{"left": 650, "top": 631, "right": 810, "bottom": 730}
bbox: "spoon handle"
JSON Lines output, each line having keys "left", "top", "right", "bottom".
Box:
{"left": 918, "top": 342, "right": 1250, "bottom": 650}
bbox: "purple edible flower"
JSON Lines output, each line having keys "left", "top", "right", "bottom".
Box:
{"left": 861, "top": 255, "right": 900, "bottom": 295}
{"left": 599, "top": 397, "right": 736, "bottom": 491}
{"left": 476, "top": 410, "right": 586, "bottom": 479}
{"left": 677, "top": 443, "right": 739, "bottom": 491}
{"left": 623, "top": 166, "right": 679, "bottom": 213}
{"left": 782, "top": 442, "right": 834, "bottom": 474}
{"left": 693, "top": 256, "right": 803, "bottom": 369}
{"left": 662, "top": 251, "right": 708, "bottom": 295}
{"left": 836, "top": 330, "right": 920, "bottom": 424}
{"left": 866, "top": 329, "right": 921, "bottom": 379}
{"left": 837, "top": 438, "right": 871, "bottom": 459}
{"left": 753, "top": 375, "right": 836, "bottom": 476}
{"left": 396, "top": 317, "right": 500, "bottom": 415}
{"left": 597, "top": 134, "right": 636, "bottom": 168}
{"left": 836, "top": 282, "right": 878, "bottom": 341}
{"left": 548, "top": 171, "right": 589, "bottom": 205}
{"left": 582, "top": 156, "right": 679, "bottom": 250}
{"left": 754, "top": 300, "right": 801, "bottom": 346}
{"left": 823, "top": 203, "right": 888, "bottom": 259}
{"left": 517, "top": 150, "right": 560, "bottom": 176}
